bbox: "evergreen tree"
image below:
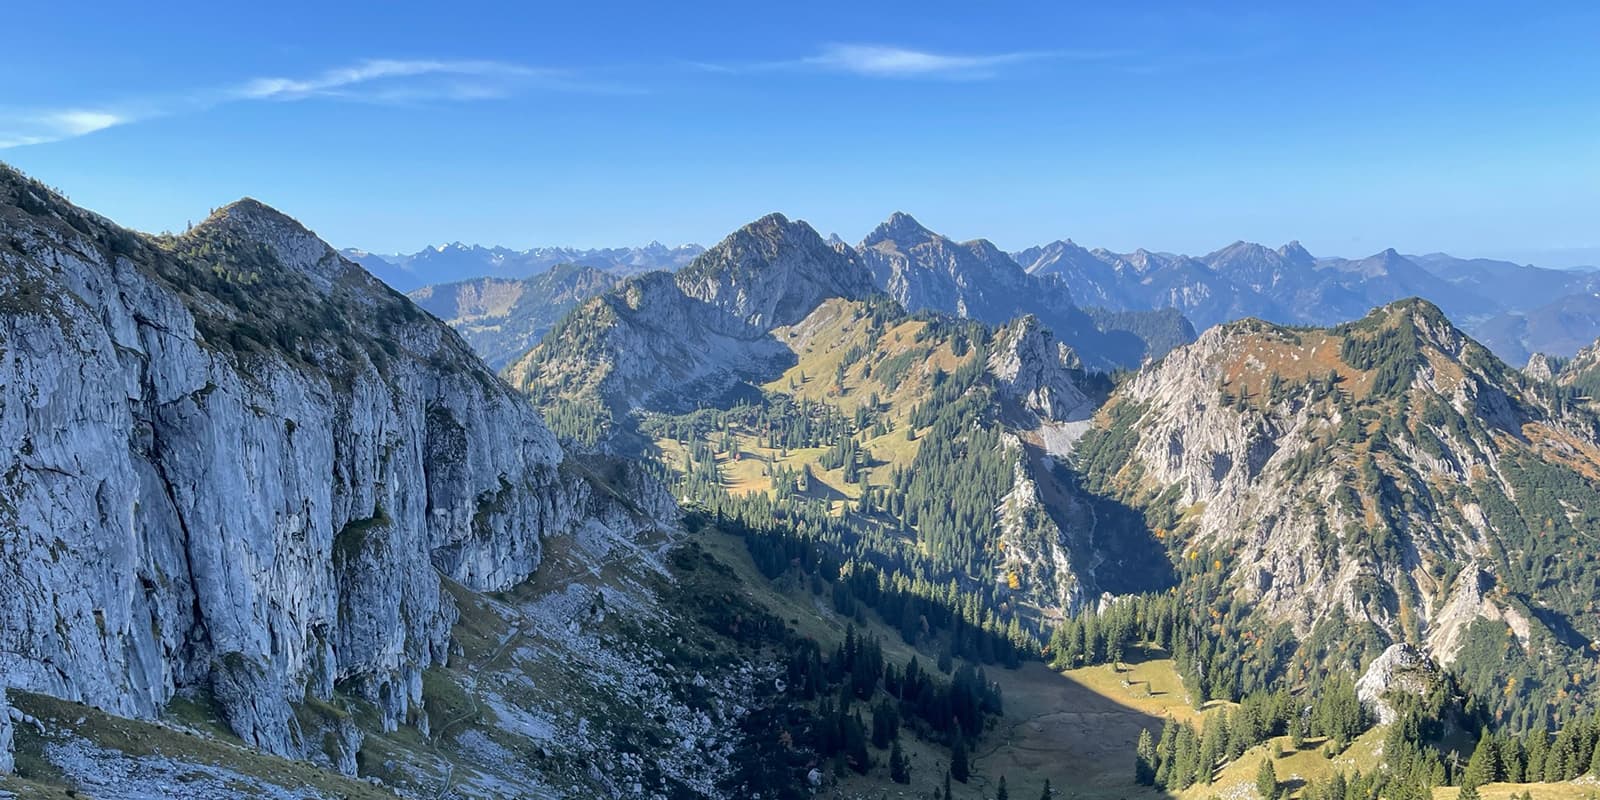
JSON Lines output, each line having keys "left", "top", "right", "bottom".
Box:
{"left": 1462, "top": 728, "right": 1499, "bottom": 787}
{"left": 844, "top": 710, "right": 871, "bottom": 774}
{"left": 1038, "top": 778, "right": 1053, "bottom": 800}
{"left": 1135, "top": 727, "right": 1157, "bottom": 785}
{"left": 995, "top": 775, "right": 1009, "bottom": 800}
{"left": 889, "top": 740, "right": 910, "bottom": 784}
{"left": 951, "top": 735, "right": 971, "bottom": 782}
{"left": 1256, "top": 758, "right": 1278, "bottom": 800}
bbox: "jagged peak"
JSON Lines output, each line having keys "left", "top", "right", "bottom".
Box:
{"left": 1277, "top": 240, "right": 1315, "bottom": 265}
{"left": 863, "top": 210, "right": 937, "bottom": 247}
{"left": 676, "top": 212, "right": 872, "bottom": 314}
{"left": 746, "top": 211, "right": 792, "bottom": 229}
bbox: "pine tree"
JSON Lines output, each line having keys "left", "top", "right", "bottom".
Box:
{"left": 951, "top": 735, "right": 970, "bottom": 782}
{"left": 845, "top": 710, "right": 871, "bottom": 774}
{"left": 1463, "top": 728, "right": 1499, "bottom": 787}
{"left": 1038, "top": 778, "right": 1053, "bottom": 800}
{"left": 1135, "top": 727, "right": 1158, "bottom": 785}
{"left": 995, "top": 775, "right": 1009, "bottom": 800}
{"left": 1256, "top": 758, "right": 1278, "bottom": 800}
{"left": 889, "top": 740, "right": 910, "bottom": 784}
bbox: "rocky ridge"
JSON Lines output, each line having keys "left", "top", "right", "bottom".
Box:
{"left": 1074, "top": 298, "right": 1600, "bottom": 712}
{"left": 0, "top": 165, "right": 674, "bottom": 773}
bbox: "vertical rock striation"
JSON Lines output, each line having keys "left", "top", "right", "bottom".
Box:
{"left": 0, "top": 166, "right": 671, "bottom": 769}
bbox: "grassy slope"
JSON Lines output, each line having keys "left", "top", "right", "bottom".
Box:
{"left": 652, "top": 298, "right": 973, "bottom": 520}
{"left": 1, "top": 690, "right": 395, "bottom": 800}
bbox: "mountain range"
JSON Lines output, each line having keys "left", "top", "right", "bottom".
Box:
{"left": 1013, "top": 238, "right": 1600, "bottom": 363}
{"left": 384, "top": 224, "right": 1600, "bottom": 371}
{"left": 11, "top": 160, "right": 1600, "bottom": 798}
{"left": 342, "top": 240, "right": 705, "bottom": 292}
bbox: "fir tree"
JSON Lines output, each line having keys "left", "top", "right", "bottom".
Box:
{"left": 951, "top": 735, "right": 971, "bottom": 782}
{"left": 1135, "top": 727, "right": 1157, "bottom": 785}
{"left": 1256, "top": 758, "right": 1278, "bottom": 800}
{"left": 889, "top": 739, "right": 910, "bottom": 784}
{"left": 1462, "top": 728, "right": 1499, "bottom": 787}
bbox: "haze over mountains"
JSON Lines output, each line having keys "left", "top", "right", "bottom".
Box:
{"left": 343, "top": 240, "right": 705, "bottom": 292}
{"left": 383, "top": 218, "right": 1600, "bottom": 370}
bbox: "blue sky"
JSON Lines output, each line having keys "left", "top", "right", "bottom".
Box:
{"left": 2, "top": 2, "right": 1597, "bottom": 264}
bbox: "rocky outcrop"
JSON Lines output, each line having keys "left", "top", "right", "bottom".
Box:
{"left": 1525, "top": 352, "right": 1556, "bottom": 381}
{"left": 0, "top": 167, "right": 672, "bottom": 770}
{"left": 675, "top": 212, "right": 875, "bottom": 332}
{"left": 504, "top": 270, "right": 795, "bottom": 420}
{"left": 988, "top": 316, "right": 1096, "bottom": 423}
{"left": 857, "top": 213, "right": 1161, "bottom": 368}
{"left": 1077, "top": 300, "right": 1600, "bottom": 686}
{"left": 1356, "top": 644, "right": 1443, "bottom": 724}
{"left": 0, "top": 689, "right": 12, "bottom": 774}
{"left": 996, "top": 440, "right": 1088, "bottom": 614}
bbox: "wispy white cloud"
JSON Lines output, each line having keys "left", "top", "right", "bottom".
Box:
{"left": 0, "top": 108, "right": 130, "bottom": 149}
{"left": 0, "top": 58, "right": 604, "bottom": 150}
{"left": 697, "top": 43, "right": 1112, "bottom": 80}
{"left": 234, "top": 59, "right": 564, "bottom": 101}
{"left": 800, "top": 44, "right": 1052, "bottom": 78}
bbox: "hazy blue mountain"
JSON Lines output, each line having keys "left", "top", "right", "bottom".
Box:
{"left": 408, "top": 263, "right": 625, "bottom": 369}
{"left": 342, "top": 240, "right": 704, "bottom": 291}
{"left": 1473, "top": 291, "right": 1600, "bottom": 366}
{"left": 1014, "top": 237, "right": 1600, "bottom": 358}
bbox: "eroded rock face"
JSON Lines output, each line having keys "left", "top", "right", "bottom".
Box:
{"left": 0, "top": 172, "right": 672, "bottom": 770}
{"left": 0, "top": 690, "right": 13, "bottom": 774}
{"left": 675, "top": 212, "right": 875, "bottom": 333}
{"left": 1356, "top": 643, "right": 1442, "bottom": 724}
{"left": 1083, "top": 301, "right": 1600, "bottom": 672}
{"left": 1525, "top": 352, "right": 1556, "bottom": 382}
{"left": 988, "top": 315, "right": 1096, "bottom": 423}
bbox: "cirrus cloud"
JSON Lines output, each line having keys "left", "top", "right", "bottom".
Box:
{"left": 695, "top": 42, "right": 1121, "bottom": 80}
{"left": 0, "top": 58, "right": 611, "bottom": 150}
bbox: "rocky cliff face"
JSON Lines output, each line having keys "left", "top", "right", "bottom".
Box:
{"left": 0, "top": 167, "right": 671, "bottom": 771}
{"left": 856, "top": 213, "right": 1178, "bottom": 368}
{"left": 0, "top": 690, "right": 12, "bottom": 774}
{"left": 1075, "top": 299, "right": 1600, "bottom": 697}
{"left": 1356, "top": 643, "right": 1446, "bottom": 725}
{"left": 987, "top": 315, "right": 1096, "bottom": 424}
{"left": 505, "top": 214, "right": 877, "bottom": 437}
{"left": 675, "top": 212, "right": 875, "bottom": 332}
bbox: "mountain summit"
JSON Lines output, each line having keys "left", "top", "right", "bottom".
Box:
{"left": 1075, "top": 296, "right": 1600, "bottom": 723}
{"left": 677, "top": 212, "right": 875, "bottom": 329}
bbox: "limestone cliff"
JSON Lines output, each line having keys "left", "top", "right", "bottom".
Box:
{"left": 0, "top": 165, "right": 672, "bottom": 771}
{"left": 1074, "top": 299, "right": 1600, "bottom": 717}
